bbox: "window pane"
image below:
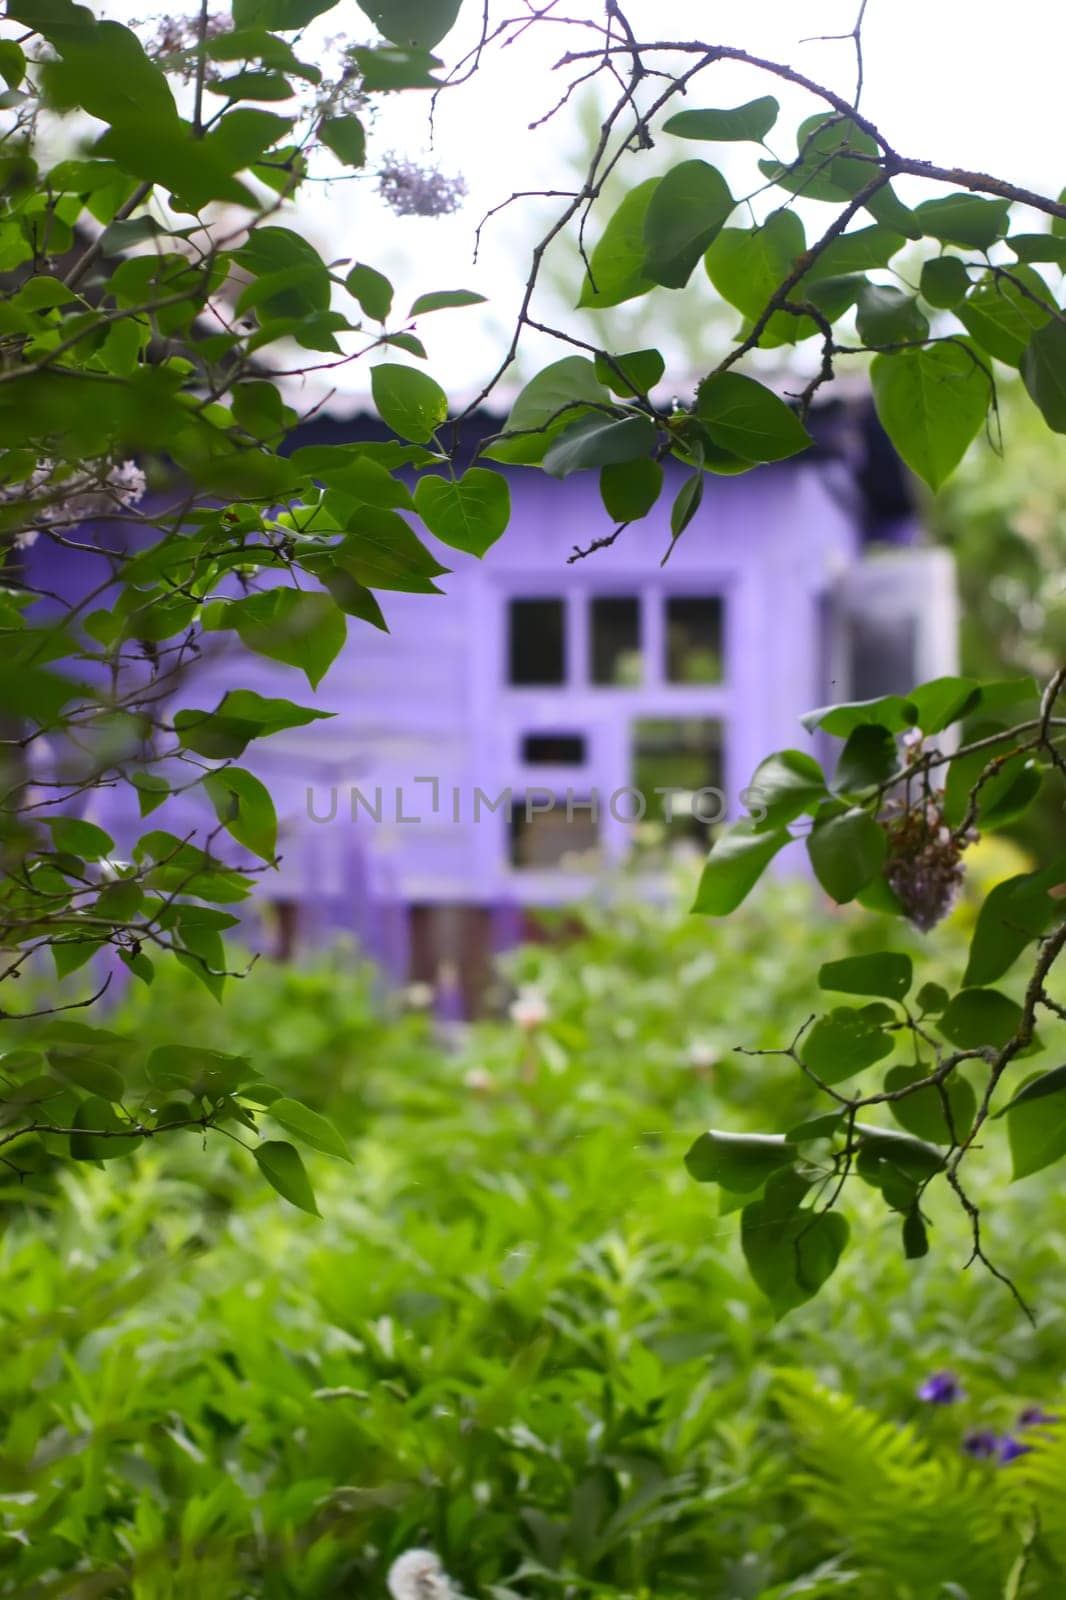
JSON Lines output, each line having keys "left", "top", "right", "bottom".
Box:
{"left": 522, "top": 733, "right": 587, "bottom": 765}
{"left": 632, "top": 716, "right": 724, "bottom": 843}
{"left": 508, "top": 598, "right": 565, "bottom": 685}
{"left": 665, "top": 596, "right": 723, "bottom": 683}
{"left": 510, "top": 797, "right": 600, "bottom": 870}
{"left": 591, "top": 596, "right": 641, "bottom": 685}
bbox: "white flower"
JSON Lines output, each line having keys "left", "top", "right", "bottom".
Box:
{"left": 2, "top": 456, "right": 147, "bottom": 545}
{"left": 386, "top": 1549, "right": 457, "bottom": 1600}
{"left": 686, "top": 1040, "right": 719, "bottom": 1071}
{"left": 509, "top": 985, "right": 550, "bottom": 1030}
{"left": 462, "top": 1066, "right": 495, "bottom": 1093}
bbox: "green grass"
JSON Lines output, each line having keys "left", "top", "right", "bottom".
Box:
{"left": 1, "top": 879, "right": 1064, "bottom": 1597}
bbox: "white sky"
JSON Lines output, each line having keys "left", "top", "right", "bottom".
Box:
{"left": 96, "top": 2, "right": 1066, "bottom": 408}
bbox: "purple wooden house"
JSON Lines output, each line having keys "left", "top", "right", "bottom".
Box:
{"left": 44, "top": 397, "right": 958, "bottom": 1007}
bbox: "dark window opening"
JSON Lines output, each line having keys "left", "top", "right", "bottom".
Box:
{"left": 665, "top": 596, "right": 724, "bottom": 684}
{"left": 510, "top": 797, "right": 600, "bottom": 870}
{"left": 591, "top": 595, "right": 641, "bottom": 686}
{"left": 522, "top": 733, "right": 587, "bottom": 765}
{"left": 508, "top": 598, "right": 565, "bottom": 686}
{"left": 846, "top": 614, "right": 918, "bottom": 700}
{"left": 632, "top": 717, "right": 724, "bottom": 844}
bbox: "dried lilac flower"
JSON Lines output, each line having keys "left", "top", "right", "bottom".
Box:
{"left": 378, "top": 156, "right": 467, "bottom": 217}
{"left": 386, "top": 1549, "right": 457, "bottom": 1600}
{"left": 2, "top": 457, "right": 147, "bottom": 548}
{"left": 142, "top": 12, "right": 231, "bottom": 80}
{"left": 881, "top": 795, "right": 975, "bottom": 933}
{"left": 917, "top": 1370, "right": 964, "bottom": 1405}
{"left": 962, "top": 1429, "right": 1000, "bottom": 1460}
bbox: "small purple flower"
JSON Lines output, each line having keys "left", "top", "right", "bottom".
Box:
{"left": 997, "top": 1435, "right": 1031, "bottom": 1463}
{"left": 917, "top": 1370, "right": 964, "bottom": 1405}
{"left": 1018, "top": 1406, "right": 1059, "bottom": 1428}
{"left": 962, "top": 1429, "right": 1000, "bottom": 1460}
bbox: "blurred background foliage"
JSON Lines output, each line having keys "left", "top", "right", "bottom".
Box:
{"left": 2, "top": 872, "right": 1065, "bottom": 1598}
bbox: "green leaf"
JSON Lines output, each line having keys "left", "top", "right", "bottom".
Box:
{"left": 831, "top": 724, "right": 899, "bottom": 795}
{"left": 599, "top": 458, "right": 663, "bottom": 522}
{"left": 885, "top": 1063, "right": 976, "bottom": 1145}
{"left": 409, "top": 288, "right": 486, "bottom": 315}
{"left": 759, "top": 113, "right": 879, "bottom": 204}
{"left": 691, "top": 822, "right": 792, "bottom": 915}
{"left": 49, "top": 1050, "right": 125, "bottom": 1102}
{"left": 803, "top": 1005, "right": 896, "bottom": 1085}
{"left": 328, "top": 507, "right": 450, "bottom": 593}
{"left": 902, "top": 1205, "right": 929, "bottom": 1259}
{"left": 0, "top": 40, "right": 25, "bottom": 89}
{"left": 132, "top": 771, "right": 169, "bottom": 817}
{"left": 69, "top": 1096, "right": 141, "bottom": 1162}
{"left": 413, "top": 469, "right": 510, "bottom": 556}
{"left": 346, "top": 262, "right": 393, "bottom": 322}
{"left": 807, "top": 807, "right": 886, "bottom": 903}
{"left": 694, "top": 373, "right": 811, "bottom": 463}
{"left": 818, "top": 952, "right": 913, "bottom": 1001}
{"left": 1009, "top": 232, "right": 1066, "bottom": 266}
{"left": 920, "top": 256, "right": 970, "bottom": 309}
{"left": 1021, "top": 319, "right": 1066, "bottom": 433}
{"left": 870, "top": 342, "right": 990, "bottom": 491}
{"left": 354, "top": 0, "right": 461, "bottom": 48}
{"left": 855, "top": 284, "right": 929, "bottom": 346}
{"left": 939, "top": 988, "right": 1023, "bottom": 1051}
{"left": 742, "top": 1172, "right": 849, "bottom": 1315}
{"left": 642, "top": 160, "right": 734, "bottom": 289}
{"left": 492, "top": 356, "right": 610, "bottom": 449}
{"left": 370, "top": 363, "right": 448, "bottom": 443}
{"left": 542, "top": 413, "right": 656, "bottom": 479}
{"left": 593, "top": 348, "right": 665, "bottom": 397}
{"left": 1005, "top": 1068, "right": 1066, "bottom": 1179}
{"left": 963, "top": 865, "right": 1066, "bottom": 988}
{"left": 907, "top": 676, "right": 981, "bottom": 733}
{"left": 663, "top": 97, "right": 779, "bottom": 143}
{"left": 44, "top": 817, "right": 114, "bottom": 859}
{"left": 803, "top": 225, "right": 906, "bottom": 280}
{"left": 957, "top": 268, "right": 1052, "bottom": 368}
{"left": 254, "top": 1139, "right": 320, "bottom": 1214}
{"left": 319, "top": 115, "right": 365, "bottom": 167}
{"left": 801, "top": 693, "right": 918, "bottom": 737}
{"left": 578, "top": 177, "right": 662, "bottom": 309}
{"left": 175, "top": 691, "right": 332, "bottom": 759}
{"left": 742, "top": 750, "right": 827, "bottom": 828}
{"left": 266, "top": 1098, "right": 352, "bottom": 1162}
{"left": 349, "top": 45, "right": 442, "bottom": 90}
{"left": 207, "top": 589, "right": 346, "bottom": 689}
{"left": 666, "top": 468, "right": 704, "bottom": 550}
{"left": 203, "top": 768, "right": 278, "bottom": 861}
{"left": 685, "top": 1129, "right": 797, "bottom": 1193}
{"left": 916, "top": 982, "right": 950, "bottom": 1015}
{"left": 704, "top": 209, "right": 807, "bottom": 340}
{"left": 913, "top": 193, "right": 1010, "bottom": 249}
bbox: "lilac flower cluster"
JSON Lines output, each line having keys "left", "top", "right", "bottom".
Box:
{"left": 917, "top": 1370, "right": 1059, "bottom": 1466}
{"left": 377, "top": 157, "right": 468, "bottom": 218}
{"left": 2, "top": 458, "right": 147, "bottom": 549}
{"left": 881, "top": 794, "right": 976, "bottom": 932}
{"left": 143, "top": 13, "right": 232, "bottom": 80}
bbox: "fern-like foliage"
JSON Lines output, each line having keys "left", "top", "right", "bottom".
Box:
{"left": 773, "top": 1370, "right": 1018, "bottom": 1600}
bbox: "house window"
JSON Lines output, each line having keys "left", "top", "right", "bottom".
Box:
{"left": 510, "top": 796, "right": 600, "bottom": 870}
{"left": 508, "top": 598, "right": 565, "bottom": 685}
{"left": 591, "top": 595, "right": 641, "bottom": 685}
{"left": 522, "top": 733, "right": 587, "bottom": 765}
{"left": 665, "top": 596, "right": 723, "bottom": 684}
{"left": 632, "top": 717, "right": 724, "bottom": 841}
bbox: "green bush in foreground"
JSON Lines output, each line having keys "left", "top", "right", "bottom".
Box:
{"left": 1, "top": 880, "right": 1065, "bottom": 1597}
